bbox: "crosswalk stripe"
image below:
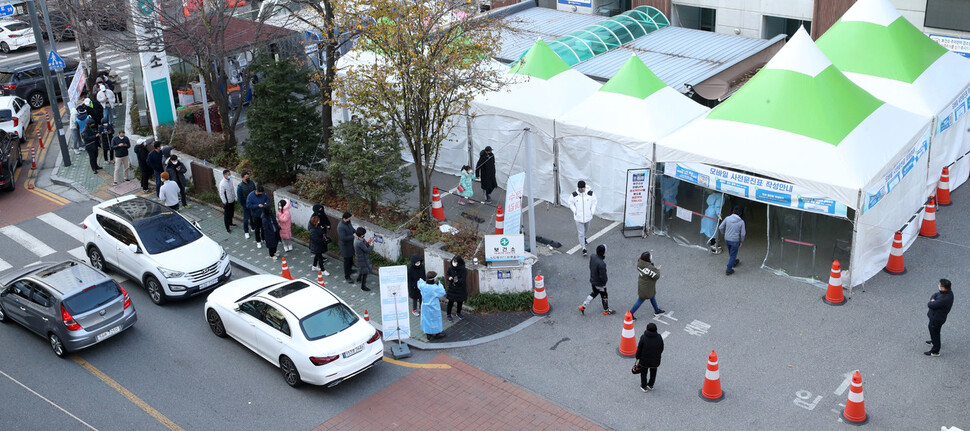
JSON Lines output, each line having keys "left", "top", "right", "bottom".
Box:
{"left": 0, "top": 225, "right": 57, "bottom": 257}
{"left": 0, "top": 257, "right": 11, "bottom": 272}
{"left": 38, "top": 213, "right": 85, "bottom": 242}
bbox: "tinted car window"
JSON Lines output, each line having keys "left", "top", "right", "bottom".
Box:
{"left": 62, "top": 281, "right": 121, "bottom": 315}
{"left": 240, "top": 300, "right": 267, "bottom": 320}
{"left": 0, "top": 110, "right": 10, "bottom": 122}
{"left": 263, "top": 306, "right": 290, "bottom": 336}
{"left": 30, "top": 287, "right": 53, "bottom": 307}
{"left": 133, "top": 214, "right": 202, "bottom": 254}
{"left": 5, "top": 22, "right": 30, "bottom": 31}
{"left": 300, "top": 303, "right": 359, "bottom": 341}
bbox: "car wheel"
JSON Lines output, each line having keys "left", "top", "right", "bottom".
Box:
{"left": 206, "top": 309, "right": 227, "bottom": 338}
{"left": 0, "top": 302, "right": 8, "bottom": 322}
{"left": 0, "top": 43, "right": 9, "bottom": 53}
{"left": 145, "top": 275, "right": 167, "bottom": 305}
{"left": 49, "top": 333, "right": 67, "bottom": 357}
{"left": 27, "top": 91, "right": 48, "bottom": 109}
{"left": 87, "top": 246, "right": 106, "bottom": 271}
{"left": 279, "top": 356, "right": 302, "bottom": 388}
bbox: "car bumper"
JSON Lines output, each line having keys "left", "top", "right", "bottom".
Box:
{"left": 166, "top": 261, "right": 232, "bottom": 298}
{"left": 300, "top": 342, "right": 384, "bottom": 387}
{"left": 64, "top": 307, "right": 138, "bottom": 352}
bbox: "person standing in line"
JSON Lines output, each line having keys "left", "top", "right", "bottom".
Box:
{"left": 96, "top": 83, "right": 114, "bottom": 125}
{"left": 261, "top": 206, "right": 281, "bottom": 260}
{"left": 446, "top": 256, "right": 467, "bottom": 321}
{"left": 164, "top": 154, "right": 189, "bottom": 209}
{"left": 580, "top": 244, "right": 615, "bottom": 315}
{"left": 218, "top": 170, "right": 236, "bottom": 233}
{"left": 475, "top": 146, "right": 497, "bottom": 203}
{"left": 353, "top": 227, "right": 375, "bottom": 292}
{"left": 457, "top": 165, "right": 475, "bottom": 205}
{"left": 99, "top": 121, "right": 114, "bottom": 165}
{"left": 82, "top": 120, "right": 102, "bottom": 174}
{"left": 110, "top": 130, "right": 130, "bottom": 185}
{"left": 338, "top": 212, "right": 357, "bottom": 283}
{"left": 308, "top": 215, "right": 330, "bottom": 276}
{"left": 246, "top": 185, "right": 270, "bottom": 248}
{"left": 568, "top": 180, "right": 597, "bottom": 256}
{"left": 629, "top": 252, "right": 664, "bottom": 320}
{"left": 925, "top": 279, "right": 954, "bottom": 357}
{"left": 146, "top": 142, "right": 165, "bottom": 197}
{"left": 418, "top": 271, "right": 447, "bottom": 340}
{"left": 407, "top": 254, "right": 426, "bottom": 316}
{"left": 309, "top": 204, "right": 331, "bottom": 264}
{"left": 236, "top": 172, "right": 256, "bottom": 239}
{"left": 133, "top": 138, "right": 152, "bottom": 193}
{"left": 635, "top": 323, "right": 664, "bottom": 391}
{"left": 717, "top": 206, "right": 746, "bottom": 275}
{"left": 158, "top": 172, "right": 181, "bottom": 210}
{"left": 277, "top": 199, "right": 293, "bottom": 252}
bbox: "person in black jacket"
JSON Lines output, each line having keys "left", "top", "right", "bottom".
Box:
{"left": 580, "top": 244, "right": 614, "bottom": 315}
{"left": 925, "top": 279, "right": 954, "bottom": 357}
{"left": 308, "top": 215, "right": 330, "bottom": 276}
{"left": 146, "top": 142, "right": 165, "bottom": 197}
{"left": 81, "top": 120, "right": 102, "bottom": 174}
{"left": 99, "top": 121, "right": 115, "bottom": 164}
{"left": 337, "top": 212, "right": 357, "bottom": 283}
{"left": 110, "top": 130, "right": 130, "bottom": 185}
{"left": 407, "top": 254, "right": 426, "bottom": 316}
{"left": 475, "top": 146, "right": 497, "bottom": 202}
{"left": 261, "top": 206, "right": 281, "bottom": 260}
{"left": 133, "top": 139, "right": 152, "bottom": 193}
{"left": 446, "top": 256, "right": 467, "bottom": 321}
{"left": 635, "top": 323, "right": 664, "bottom": 391}
{"left": 164, "top": 154, "right": 189, "bottom": 208}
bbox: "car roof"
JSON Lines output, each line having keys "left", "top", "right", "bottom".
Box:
{"left": 256, "top": 279, "right": 341, "bottom": 319}
{"left": 25, "top": 260, "right": 111, "bottom": 296}
{"left": 96, "top": 195, "right": 175, "bottom": 223}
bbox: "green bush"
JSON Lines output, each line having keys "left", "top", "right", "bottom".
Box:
{"left": 291, "top": 224, "right": 310, "bottom": 243}
{"left": 369, "top": 251, "right": 408, "bottom": 268}
{"left": 329, "top": 119, "right": 413, "bottom": 213}
{"left": 157, "top": 123, "right": 227, "bottom": 162}
{"left": 466, "top": 292, "right": 534, "bottom": 313}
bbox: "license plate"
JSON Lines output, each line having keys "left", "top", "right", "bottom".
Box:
{"left": 96, "top": 326, "right": 121, "bottom": 342}
{"left": 199, "top": 278, "right": 219, "bottom": 289}
{"left": 343, "top": 344, "right": 364, "bottom": 358}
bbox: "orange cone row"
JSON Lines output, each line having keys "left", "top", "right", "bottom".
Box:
{"left": 495, "top": 205, "right": 504, "bottom": 234}
{"left": 532, "top": 275, "right": 550, "bottom": 315}
{"left": 431, "top": 186, "right": 445, "bottom": 221}
{"left": 618, "top": 311, "right": 636, "bottom": 357}
{"left": 824, "top": 260, "right": 846, "bottom": 305}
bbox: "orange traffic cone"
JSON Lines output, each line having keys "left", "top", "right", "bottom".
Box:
{"left": 495, "top": 205, "right": 504, "bottom": 234}
{"left": 884, "top": 231, "right": 906, "bottom": 275}
{"left": 364, "top": 309, "right": 369, "bottom": 322}
{"left": 937, "top": 167, "right": 952, "bottom": 206}
{"left": 700, "top": 350, "right": 724, "bottom": 402}
{"left": 841, "top": 371, "right": 868, "bottom": 425}
{"left": 431, "top": 186, "right": 445, "bottom": 221}
{"left": 824, "top": 260, "right": 846, "bottom": 305}
{"left": 920, "top": 197, "right": 939, "bottom": 238}
{"left": 532, "top": 275, "right": 550, "bottom": 315}
{"left": 617, "top": 311, "right": 637, "bottom": 357}
{"left": 317, "top": 269, "right": 324, "bottom": 287}
{"left": 281, "top": 256, "right": 293, "bottom": 280}
{"left": 37, "top": 131, "right": 44, "bottom": 149}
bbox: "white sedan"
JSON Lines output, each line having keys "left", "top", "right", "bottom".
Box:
{"left": 0, "top": 96, "right": 30, "bottom": 142}
{"left": 204, "top": 275, "right": 384, "bottom": 388}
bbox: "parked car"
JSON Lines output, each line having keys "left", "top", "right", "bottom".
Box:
{"left": 39, "top": 9, "right": 75, "bottom": 41}
{"left": 82, "top": 196, "right": 232, "bottom": 305}
{"left": 0, "top": 129, "right": 20, "bottom": 191}
{"left": 0, "top": 260, "right": 137, "bottom": 357}
{"left": 0, "top": 58, "right": 111, "bottom": 109}
{"left": 204, "top": 274, "right": 383, "bottom": 388}
{"left": 0, "top": 20, "right": 35, "bottom": 53}
{"left": 0, "top": 95, "right": 30, "bottom": 142}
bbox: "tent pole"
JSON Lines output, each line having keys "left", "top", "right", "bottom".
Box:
{"left": 553, "top": 123, "right": 561, "bottom": 206}
{"left": 647, "top": 146, "right": 657, "bottom": 236}
{"left": 465, "top": 107, "right": 473, "bottom": 168}
{"left": 847, "top": 190, "right": 863, "bottom": 294}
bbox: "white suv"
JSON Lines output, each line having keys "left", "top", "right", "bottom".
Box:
{"left": 0, "top": 95, "right": 30, "bottom": 142}
{"left": 83, "top": 196, "right": 232, "bottom": 305}
{"left": 0, "top": 20, "right": 35, "bottom": 53}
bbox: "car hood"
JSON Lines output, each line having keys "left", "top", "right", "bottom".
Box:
{"left": 149, "top": 237, "right": 222, "bottom": 273}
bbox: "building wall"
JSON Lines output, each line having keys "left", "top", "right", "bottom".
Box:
{"left": 670, "top": 0, "right": 814, "bottom": 38}
{"left": 631, "top": 0, "right": 670, "bottom": 16}
{"left": 893, "top": 0, "right": 970, "bottom": 39}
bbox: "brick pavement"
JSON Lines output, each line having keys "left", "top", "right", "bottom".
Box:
{"left": 314, "top": 353, "right": 606, "bottom": 431}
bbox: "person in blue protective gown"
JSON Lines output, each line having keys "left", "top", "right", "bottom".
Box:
{"left": 701, "top": 192, "right": 723, "bottom": 239}
{"left": 418, "top": 272, "right": 447, "bottom": 340}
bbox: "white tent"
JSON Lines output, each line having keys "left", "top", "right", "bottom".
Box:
{"left": 656, "top": 29, "right": 933, "bottom": 287}
{"left": 555, "top": 55, "right": 708, "bottom": 222}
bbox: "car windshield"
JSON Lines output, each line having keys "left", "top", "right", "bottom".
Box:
{"left": 62, "top": 280, "right": 121, "bottom": 315}
{"left": 5, "top": 22, "right": 29, "bottom": 31}
{"left": 0, "top": 110, "right": 10, "bottom": 122}
{"left": 133, "top": 213, "right": 203, "bottom": 254}
{"left": 299, "top": 303, "right": 359, "bottom": 341}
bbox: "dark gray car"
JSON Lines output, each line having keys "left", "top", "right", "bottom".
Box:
{"left": 0, "top": 260, "right": 137, "bottom": 357}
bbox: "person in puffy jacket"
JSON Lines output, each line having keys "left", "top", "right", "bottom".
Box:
{"left": 407, "top": 254, "right": 426, "bottom": 316}
{"left": 580, "top": 244, "right": 614, "bottom": 315}
{"left": 629, "top": 252, "right": 664, "bottom": 319}
{"left": 354, "top": 227, "right": 375, "bottom": 292}
{"left": 261, "top": 206, "right": 281, "bottom": 260}
{"left": 236, "top": 172, "right": 257, "bottom": 239}
{"left": 457, "top": 165, "right": 475, "bottom": 205}
{"left": 338, "top": 212, "right": 356, "bottom": 283}
{"left": 308, "top": 215, "right": 330, "bottom": 276}
{"left": 925, "top": 279, "right": 954, "bottom": 357}
{"left": 277, "top": 199, "right": 292, "bottom": 252}
{"left": 635, "top": 323, "right": 664, "bottom": 391}
{"left": 568, "top": 180, "right": 597, "bottom": 256}
{"left": 445, "top": 256, "right": 467, "bottom": 321}
{"left": 246, "top": 186, "right": 270, "bottom": 248}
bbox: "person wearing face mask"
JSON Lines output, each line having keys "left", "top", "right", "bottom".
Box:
{"left": 456, "top": 165, "right": 475, "bottom": 205}
{"left": 568, "top": 180, "right": 597, "bottom": 257}
{"left": 218, "top": 170, "right": 237, "bottom": 233}
{"left": 475, "top": 146, "right": 497, "bottom": 203}
{"left": 446, "top": 256, "right": 467, "bottom": 321}
{"left": 407, "top": 254, "right": 426, "bottom": 316}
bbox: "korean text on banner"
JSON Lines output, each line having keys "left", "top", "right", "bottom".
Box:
{"left": 936, "top": 86, "right": 970, "bottom": 135}
{"left": 379, "top": 265, "right": 411, "bottom": 341}
{"left": 864, "top": 130, "right": 930, "bottom": 212}
{"left": 623, "top": 168, "right": 650, "bottom": 228}
{"left": 504, "top": 173, "right": 525, "bottom": 235}
{"left": 67, "top": 67, "right": 85, "bottom": 111}
{"left": 484, "top": 234, "right": 525, "bottom": 262}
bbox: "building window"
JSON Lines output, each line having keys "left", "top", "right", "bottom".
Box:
{"left": 925, "top": 0, "right": 970, "bottom": 33}
{"left": 675, "top": 4, "right": 716, "bottom": 32}
{"left": 763, "top": 16, "right": 811, "bottom": 40}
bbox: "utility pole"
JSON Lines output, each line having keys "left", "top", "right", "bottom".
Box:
{"left": 39, "top": 0, "right": 72, "bottom": 151}
{"left": 523, "top": 127, "right": 537, "bottom": 254}
{"left": 25, "top": 0, "right": 71, "bottom": 166}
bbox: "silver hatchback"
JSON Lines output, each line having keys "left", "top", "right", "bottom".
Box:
{"left": 0, "top": 260, "right": 137, "bottom": 357}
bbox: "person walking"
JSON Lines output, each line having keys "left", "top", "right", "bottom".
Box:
{"left": 568, "top": 181, "right": 597, "bottom": 256}
{"left": 308, "top": 215, "right": 331, "bottom": 276}
{"left": 717, "top": 206, "right": 746, "bottom": 275}
{"left": 418, "top": 271, "right": 446, "bottom": 340}
{"left": 236, "top": 172, "right": 257, "bottom": 239}
{"left": 110, "top": 130, "right": 130, "bottom": 185}
{"left": 146, "top": 142, "right": 165, "bottom": 197}
{"left": 96, "top": 83, "right": 114, "bottom": 125}
{"left": 925, "top": 279, "right": 954, "bottom": 357}
{"left": 407, "top": 254, "right": 426, "bottom": 316}
{"left": 164, "top": 154, "right": 189, "bottom": 209}
{"left": 580, "top": 244, "right": 615, "bottom": 315}
{"left": 629, "top": 252, "right": 664, "bottom": 320}
{"left": 246, "top": 185, "right": 270, "bottom": 248}
{"left": 277, "top": 199, "right": 293, "bottom": 252}
{"left": 261, "top": 206, "right": 281, "bottom": 260}
{"left": 99, "top": 121, "right": 115, "bottom": 165}
{"left": 457, "top": 165, "right": 475, "bottom": 205}
{"left": 338, "top": 212, "right": 357, "bottom": 283}
{"left": 133, "top": 138, "right": 152, "bottom": 193}
{"left": 158, "top": 172, "right": 181, "bottom": 210}
{"left": 218, "top": 170, "right": 236, "bottom": 233}
{"left": 635, "top": 323, "right": 664, "bottom": 391}
{"left": 82, "top": 120, "right": 102, "bottom": 174}
{"left": 475, "top": 146, "right": 497, "bottom": 203}
{"left": 445, "top": 256, "right": 467, "bottom": 321}
{"left": 353, "top": 227, "right": 375, "bottom": 292}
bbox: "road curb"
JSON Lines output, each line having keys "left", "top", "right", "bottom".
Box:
{"left": 403, "top": 315, "right": 545, "bottom": 350}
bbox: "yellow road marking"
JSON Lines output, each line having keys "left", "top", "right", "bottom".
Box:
{"left": 70, "top": 356, "right": 185, "bottom": 431}
{"left": 16, "top": 120, "right": 68, "bottom": 205}
{"left": 382, "top": 357, "right": 452, "bottom": 369}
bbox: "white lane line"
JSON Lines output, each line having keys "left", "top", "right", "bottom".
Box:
{"left": 661, "top": 331, "right": 670, "bottom": 339}
{"left": 566, "top": 221, "right": 621, "bottom": 255}
{"left": 0, "top": 369, "right": 99, "bottom": 431}
{"left": 0, "top": 257, "right": 10, "bottom": 272}
{"left": 0, "top": 225, "right": 56, "bottom": 257}
{"left": 38, "top": 213, "right": 84, "bottom": 242}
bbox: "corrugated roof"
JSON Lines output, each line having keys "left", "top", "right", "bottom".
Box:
{"left": 495, "top": 7, "right": 605, "bottom": 63}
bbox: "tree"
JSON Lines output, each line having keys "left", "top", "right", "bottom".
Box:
{"left": 337, "top": 0, "right": 506, "bottom": 217}
{"left": 329, "top": 119, "right": 413, "bottom": 213}
{"left": 51, "top": 0, "right": 125, "bottom": 93}
{"left": 244, "top": 55, "right": 323, "bottom": 184}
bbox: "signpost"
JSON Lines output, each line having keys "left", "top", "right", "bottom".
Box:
{"left": 47, "top": 50, "right": 65, "bottom": 70}
{"left": 622, "top": 168, "right": 650, "bottom": 237}
{"left": 25, "top": 0, "right": 70, "bottom": 166}
{"left": 484, "top": 234, "right": 525, "bottom": 263}
{"left": 379, "top": 265, "right": 411, "bottom": 359}
{"left": 0, "top": 4, "right": 14, "bottom": 17}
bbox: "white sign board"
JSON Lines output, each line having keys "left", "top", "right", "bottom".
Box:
{"left": 131, "top": 0, "right": 177, "bottom": 132}
{"left": 67, "top": 67, "right": 85, "bottom": 111}
{"left": 504, "top": 172, "right": 524, "bottom": 235}
{"left": 484, "top": 234, "right": 525, "bottom": 262}
{"left": 623, "top": 168, "right": 649, "bottom": 228}
{"left": 379, "top": 265, "right": 410, "bottom": 341}
{"left": 930, "top": 34, "right": 970, "bottom": 59}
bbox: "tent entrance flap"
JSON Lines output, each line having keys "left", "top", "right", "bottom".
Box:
{"left": 763, "top": 206, "right": 854, "bottom": 286}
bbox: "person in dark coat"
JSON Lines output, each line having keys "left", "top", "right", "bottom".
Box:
{"left": 635, "top": 323, "right": 664, "bottom": 391}
{"left": 146, "top": 142, "right": 165, "bottom": 197}
{"left": 164, "top": 154, "right": 189, "bottom": 208}
{"left": 580, "top": 244, "right": 614, "bottom": 315}
{"left": 407, "top": 254, "right": 426, "bottom": 315}
{"left": 354, "top": 227, "right": 375, "bottom": 292}
{"left": 308, "top": 215, "right": 330, "bottom": 276}
{"left": 99, "top": 121, "right": 115, "bottom": 164}
{"left": 133, "top": 139, "right": 152, "bottom": 193}
{"left": 475, "top": 146, "right": 497, "bottom": 202}
{"left": 925, "top": 278, "right": 954, "bottom": 357}
{"left": 246, "top": 185, "right": 270, "bottom": 248}
{"left": 236, "top": 172, "right": 257, "bottom": 238}
{"left": 110, "top": 130, "right": 130, "bottom": 185}
{"left": 446, "top": 256, "right": 467, "bottom": 321}
{"left": 81, "top": 120, "right": 102, "bottom": 173}
{"left": 261, "top": 206, "right": 281, "bottom": 260}
{"left": 337, "top": 212, "right": 357, "bottom": 283}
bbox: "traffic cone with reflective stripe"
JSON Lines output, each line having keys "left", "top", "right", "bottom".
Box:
{"left": 317, "top": 269, "right": 324, "bottom": 287}
{"left": 364, "top": 309, "right": 369, "bottom": 321}
{"left": 281, "top": 256, "right": 293, "bottom": 280}
{"left": 617, "top": 311, "right": 636, "bottom": 357}
{"left": 37, "top": 131, "right": 44, "bottom": 149}
{"left": 532, "top": 275, "right": 550, "bottom": 315}
{"left": 824, "top": 260, "right": 846, "bottom": 305}
{"left": 841, "top": 371, "right": 868, "bottom": 425}
{"left": 937, "top": 167, "right": 952, "bottom": 206}
{"left": 700, "top": 350, "right": 724, "bottom": 402}
{"left": 920, "top": 197, "right": 939, "bottom": 238}
{"left": 431, "top": 186, "right": 445, "bottom": 221}
{"left": 884, "top": 231, "right": 906, "bottom": 275}
{"left": 30, "top": 146, "right": 36, "bottom": 170}
{"left": 495, "top": 205, "right": 504, "bottom": 234}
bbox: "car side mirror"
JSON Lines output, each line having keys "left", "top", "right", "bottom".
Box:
{"left": 233, "top": 306, "right": 241, "bottom": 312}
{"left": 127, "top": 243, "right": 141, "bottom": 254}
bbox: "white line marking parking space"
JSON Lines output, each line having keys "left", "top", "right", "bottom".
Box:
{"left": 0, "top": 369, "right": 99, "bottom": 430}
{"left": 566, "top": 221, "right": 621, "bottom": 255}
{"left": 0, "top": 225, "right": 56, "bottom": 257}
